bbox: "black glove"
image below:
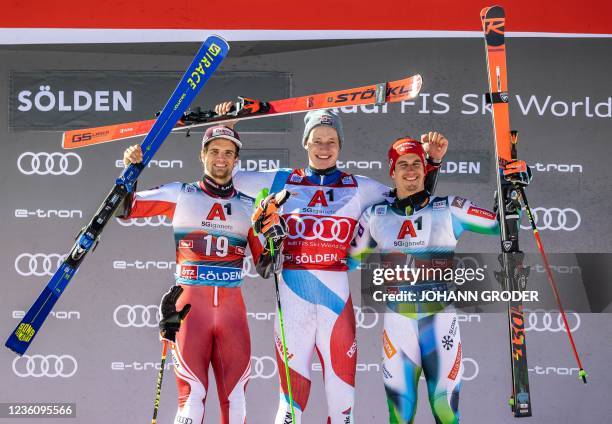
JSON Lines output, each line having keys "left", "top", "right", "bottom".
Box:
{"left": 503, "top": 160, "right": 532, "bottom": 187}
{"left": 264, "top": 215, "right": 288, "bottom": 253}
{"left": 159, "top": 285, "right": 191, "bottom": 343}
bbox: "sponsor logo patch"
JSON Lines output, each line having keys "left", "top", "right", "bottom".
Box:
{"left": 433, "top": 200, "right": 446, "bottom": 210}
{"left": 374, "top": 205, "right": 387, "bottom": 216}
{"left": 467, "top": 205, "right": 496, "bottom": 220}
{"left": 448, "top": 343, "right": 462, "bottom": 380}
{"left": 383, "top": 330, "right": 397, "bottom": 359}
{"left": 178, "top": 240, "right": 193, "bottom": 249}
{"left": 342, "top": 175, "right": 354, "bottom": 185}
{"left": 451, "top": 197, "right": 467, "bottom": 208}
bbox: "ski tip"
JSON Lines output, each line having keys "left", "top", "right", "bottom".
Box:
{"left": 487, "top": 5, "right": 506, "bottom": 18}
{"left": 207, "top": 34, "right": 230, "bottom": 51}
{"left": 579, "top": 368, "right": 588, "bottom": 383}
{"left": 480, "top": 6, "right": 491, "bottom": 20}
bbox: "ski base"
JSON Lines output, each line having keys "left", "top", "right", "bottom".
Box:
{"left": 61, "top": 74, "right": 422, "bottom": 149}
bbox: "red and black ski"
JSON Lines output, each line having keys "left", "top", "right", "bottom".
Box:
{"left": 481, "top": 5, "right": 532, "bottom": 417}
{"left": 62, "top": 74, "right": 422, "bottom": 149}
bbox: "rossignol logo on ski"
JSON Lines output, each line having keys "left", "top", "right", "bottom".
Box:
{"left": 483, "top": 17, "right": 505, "bottom": 36}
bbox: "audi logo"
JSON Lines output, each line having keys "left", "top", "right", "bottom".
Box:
{"left": 521, "top": 208, "right": 581, "bottom": 231}
{"left": 524, "top": 309, "right": 581, "bottom": 333}
{"left": 461, "top": 357, "right": 479, "bottom": 381}
{"left": 354, "top": 306, "right": 379, "bottom": 329}
{"left": 242, "top": 254, "right": 259, "bottom": 279}
{"left": 250, "top": 356, "right": 277, "bottom": 380}
{"left": 286, "top": 215, "right": 354, "bottom": 243}
{"left": 12, "top": 354, "right": 78, "bottom": 378}
{"left": 15, "top": 253, "right": 64, "bottom": 277}
{"left": 115, "top": 216, "right": 172, "bottom": 227}
{"left": 17, "top": 152, "right": 82, "bottom": 176}
{"left": 113, "top": 305, "right": 160, "bottom": 328}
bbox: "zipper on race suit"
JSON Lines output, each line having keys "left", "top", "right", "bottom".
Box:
{"left": 213, "top": 286, "right": 219, "bottom": 307}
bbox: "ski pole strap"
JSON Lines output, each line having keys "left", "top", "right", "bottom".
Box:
{"left": 485, "top": 91, "right": 509, "bottom": 104}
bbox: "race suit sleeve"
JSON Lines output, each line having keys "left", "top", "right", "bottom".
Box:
{"left": 449, "top": 195, "right": 499, "bottom": 240}
{"left": 347, "top": 207, "right": 378, "bottom": 271}
{"left": 119, "top": 182, "right": 183, "bottom": 220}
{"left": 354, "top": 175, "right": 392, "bottom": 214}
{"left": 424, "top": 161, "right": 441, "bottom": 195}
{"left": 232, "top": 170, "right": 279, "bottom": 199}
{"left": 246, "top": 227, "right": 265, "bottom": 269}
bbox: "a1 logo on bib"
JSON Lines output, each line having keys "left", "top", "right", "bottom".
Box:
{"left": 308, "top": 189, "right": 334, "bottom": 207}
{"left": 206, "top": 203, "right": 231, "bottom": 220}
{"left": 397, "top": 220, "right": 417, "bottom": 239}
{"left": 397, "top": 216, "right": 423, "bottom": 239}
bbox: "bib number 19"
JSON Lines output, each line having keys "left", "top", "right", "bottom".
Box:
{"left": 203, "top": 234, "right": 228, "bottom": 257}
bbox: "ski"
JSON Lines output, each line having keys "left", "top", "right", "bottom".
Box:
{"left": 480, "top": 6, "right": 532, "bottom": 417}
{"left": 62, "top": 74, "right": 423, "bottom": 149}
{"left": 6, "top": 35, "right": 229, "bottom": 356}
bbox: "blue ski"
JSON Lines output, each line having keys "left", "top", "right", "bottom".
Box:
{"left": 6, "top": 35, "right": 229, "bottom": 356}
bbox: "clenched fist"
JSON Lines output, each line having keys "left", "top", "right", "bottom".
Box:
{"left": 123, "top": 144, "right": 143, "bottom": 167}
{"left": 421, "top": 131, "right": 448, "bottom": 161}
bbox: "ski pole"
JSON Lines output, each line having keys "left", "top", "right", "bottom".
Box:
{"left": 518, "top": 187, "right": 587, "bottom": 383}
{"left": 151, "top": 340, "right": 169, "bottom": 423}
{"left": 270, "top": 238, "right": 297, "bottom": 422}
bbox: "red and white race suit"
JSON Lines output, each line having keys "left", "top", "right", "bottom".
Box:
{"left": 122, "top": 180, "right": 263, "bottom": 424}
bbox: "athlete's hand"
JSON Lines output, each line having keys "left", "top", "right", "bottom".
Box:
{"left": 123, "top": 144, "right": 143, "bottom": 167}
{"left": 213, "top": 101, "right": 237, "bottom": 128}
{"left": 159, "top": 285, "right": 191, "bottom": 343}
{"left": 421, "top": 132, "right": 448, "bottom": 161}
{"left": 503, "top": 160, "right": 532, "bottom": 187}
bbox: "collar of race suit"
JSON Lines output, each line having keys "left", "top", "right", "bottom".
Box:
{"left": 201, "top": 174, "right": 235, "bottom": 198}
{"left": 392, "top": 189, "right": 430, "bottom": 216}
{"left": 305, "top": 165, "right": 341, "bottom": 185}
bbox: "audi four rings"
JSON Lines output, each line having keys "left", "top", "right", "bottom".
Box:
{"left": 17, "top": 152, "right": 82, "bottom": 176}
{"left": 115, "top": 216, "right": 172, "bottom": 227}
{"left": 286, "top": 215, "right": 354, "bottom": 242}
{"left": 524, "top": 310, "right": 581, "bottom": 332}
{"left": 520, "top": 208, "right": 581, "bottom": 231}
{"left": 113, "top": 305, "right": 160, "bottom": 328}
{"left": 12, "top": 355, "right": 78, "bottom": 378}
{"left": 15, "top": 253, "right": 65, "bottom": 277}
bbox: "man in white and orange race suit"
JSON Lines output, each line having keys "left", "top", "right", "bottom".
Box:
{"left": 348, "top": 138, "right": 531, "bottom": 424}
{"left": 120, "top": 125, "right": 286, "bottom": 424}
{"left": 215, "top": 102, "right": 448, "bottom": 423}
